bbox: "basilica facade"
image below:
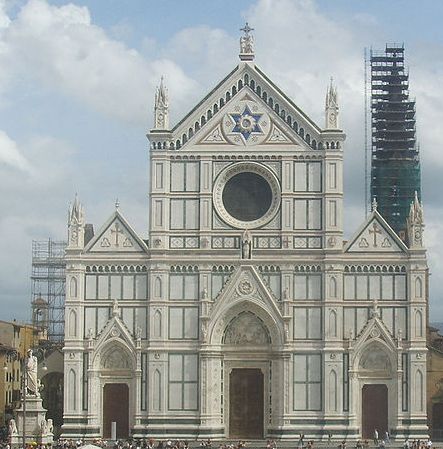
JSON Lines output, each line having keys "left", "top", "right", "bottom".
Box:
{"left": 62, "top": 30, "right": 428, "bottom": 440}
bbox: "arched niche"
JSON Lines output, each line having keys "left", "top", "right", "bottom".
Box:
{"left": 415, "top": 277, "right": 423, "bottom": 298}
{"left": 415, "top": 310, "right": 423, "bottom": 337}
{"left": 154, "top": 276, "right": 162, "bottom": 298}
{"left": 223, "top": 311, "right": 271, "bottom": 345}
{"left": 328, "top": 309, "right": 337, "bottom": 338}
{"left": 328, "top": 370, "right": 338, "bottom": 412}
{"left": 209, "top": 298, "right": 284, "bottom": 347}
{"left": 68, "top": 309, "right": 77, "bottom": 337}
{"left": 329, "top": 276, "right": 337, "bottom": 298}
{"left": 69, "top": 277, "right": 78, "bottom": 298}
{"left": 68, "top": 369, "right": 76, "bottom": 411}
{"left": 153, "top": 310, "right": 162, "bottom": 338}
{"left": 100, "top": 343, "right": 134, "bottom": 372}
{"left": 153, "top": 369, "right": 161, "bottom": 411}
{"left": 357, "top": 342, "right": 393, "bottom": 378}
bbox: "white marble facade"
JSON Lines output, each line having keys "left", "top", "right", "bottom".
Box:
{"left": 62, "top": 35, "right": 428, "bottom": 440}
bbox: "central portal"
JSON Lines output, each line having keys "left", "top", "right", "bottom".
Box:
{"left": 103, "top": 383, "right": 129, "bottom": 439}
{"left": 229, "top": 368, "right": 264, "bottom": 439}
{"left": 361, "top": 384, "right": 388, "bottom": 439}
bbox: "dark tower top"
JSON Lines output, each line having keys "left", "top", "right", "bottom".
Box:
{"left": 370, "top": 44, "right": 421, "bottom": 237}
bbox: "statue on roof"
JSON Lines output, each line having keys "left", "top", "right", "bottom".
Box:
{"left": 239, "top": 23, "right": 255, "bottom": 61}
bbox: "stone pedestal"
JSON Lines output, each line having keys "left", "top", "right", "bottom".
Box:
{"left": 10, "top": 396, "right": 54, "bottom": 446}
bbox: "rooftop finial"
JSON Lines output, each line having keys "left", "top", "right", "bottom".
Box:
{"left": 239, "top": 22, "right": 254, "bottom": 61}
{"left": 325, "top": 77, "right": 338, "bottom": 129}
{"left": 154, "top": 76, "right": 169, "bottom": 129}
{"left": 115, "top": 198, "right": 120, "bottom": 210}
{"left": 372, "top": 197, "right": 378, "bottom": 211}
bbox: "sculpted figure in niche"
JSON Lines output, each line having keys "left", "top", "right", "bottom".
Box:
{"left": 241, "top": 229, "right": 252, "bottom": 259}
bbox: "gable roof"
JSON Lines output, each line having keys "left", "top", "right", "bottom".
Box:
{"left": 344, "top": 209, "right": 408, "bottom": 254}
{"left": 149, "top": 61, "right": 344, "bottom": 151}
{"left": 83, "top": 209, "right": 148, "bottom": 254}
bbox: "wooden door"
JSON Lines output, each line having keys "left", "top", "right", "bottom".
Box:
{"left": 103, "top": 383, "right": 129, "bottom": 439}
{"left": 229, "top": 368, "right": 264, "bottom": 439}
{"left": 362, "top": 384, "right": 388, "bottom": 439}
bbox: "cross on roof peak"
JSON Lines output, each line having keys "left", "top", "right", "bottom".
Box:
{"left": 240, "top": 22, "right": 254, "bottom": 35}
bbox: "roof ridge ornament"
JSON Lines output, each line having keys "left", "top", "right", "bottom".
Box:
{"left": 239, "top": 22, "right": 255, "bottom": 61}
{"left": 325, "top": 77, "right": 339, "bottom": 129}
{"left": 153, "top": 76, "right": 169, "bottom": 130}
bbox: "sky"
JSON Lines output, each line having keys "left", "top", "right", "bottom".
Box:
{"left": 0, "top": 0, "right": 443, "bottom": 322}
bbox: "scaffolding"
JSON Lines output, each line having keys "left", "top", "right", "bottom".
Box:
{"left": 31, "top": 239, "right": 67, "bottom": 342}
{"left": 368, "top": 43, "right": 421, "bottom": 235}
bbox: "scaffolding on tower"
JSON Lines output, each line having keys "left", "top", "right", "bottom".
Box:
{"left": 366, "top": 43, "right": 421, "bottom": 236}
{"left": 31, "top": 239, "right": 67, "bottom": 343}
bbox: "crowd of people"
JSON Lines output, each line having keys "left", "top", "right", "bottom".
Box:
{"left": 0, "top": 436, "right": 437, "bottom": 449}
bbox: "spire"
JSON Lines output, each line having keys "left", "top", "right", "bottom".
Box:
{"left": 69, "top": 193, "right": 84, "bottom": 225}
{"left": 68, "top": 194, "right": 85, "bottom": 249}
{"left": 239, "top": 22, "right": 255, "bottom": 61}
{"left": 406, "top": 190, "right": 424, "bottom": 248}
{"left": 154, "top": 76, "right": 169, "bottom": 129}
{"left": 325, "top": 77, "right": 339, "bottom": 129}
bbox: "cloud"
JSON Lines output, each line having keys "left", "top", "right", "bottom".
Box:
{"left": 0, "top": 0, "right": 443, "bottom": 321}
{"left": 0, "top": 0, "right": 198, "bottom": 126}
{"left": 0, "top": 130, "right": 31, "bottom": 171}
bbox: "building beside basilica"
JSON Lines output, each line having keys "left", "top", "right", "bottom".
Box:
{"left": 62, "top": 28, "right": 428, "bottom": 441}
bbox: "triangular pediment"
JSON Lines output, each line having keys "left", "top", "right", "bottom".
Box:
{"left": 168, "top": 63, "right": 329, "bottom": 151}
{"left": 84, "top": 210, "right": 148, "bottom": 254}
{"left": 94, "top": 309, "right": 136, "bottom": 351}
{"left": 191, "top": 88, "right": 304, "bottom": 149}
{"left": 345, "top": 210, "right": 408, "bottom": 253}
{"left": 209, "top": 265, "right": 283, "bottom": 323}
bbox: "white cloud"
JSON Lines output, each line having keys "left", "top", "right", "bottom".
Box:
{"left": 0, "top": 130, "right": 31, "bottom": 171}
{"left": 0, "top": 0, "right": 198, "bottom": 126}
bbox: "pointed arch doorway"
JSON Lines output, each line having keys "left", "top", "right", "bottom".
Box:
{"left": 222, "top": 310, "right": 272, "bottom": 439}
{"left": 362, "top": 384, "right": 388, "bottom": 439}
{"left": 229, "top": 368, "right": 264, "bottom": 438}
{"left": 103, "top": 383, "right": 129, "bottom": 438}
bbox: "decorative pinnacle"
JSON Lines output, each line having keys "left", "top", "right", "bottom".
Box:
{"left": 371, "top": 197, "right": 378, "bottom": 211}
{"left": 115, "top": 198, "right": 120, "bottom": 210}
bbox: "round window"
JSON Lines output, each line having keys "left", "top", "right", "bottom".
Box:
{"left": 213, "top": 162, "right": 281, "bottom": 229}
{"left": 222, "top": 172, "right": 272, "bottom": 221}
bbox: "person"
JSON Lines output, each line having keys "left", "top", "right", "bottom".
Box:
{"left": 403, "top": 439, "right": 410, "bottom": 449}
{"left": 385, "top": 431, "right": 390, "bottom": 444}
{"left": 356, "top": 441, "right": 362, "bottom": 449}
{"left": 374, "top": 430, "right": 379, "bottom": 446}
{"left": 379, "top": 440, "right": 385, "bottom": 449}
{"left": 26, "top": 349, "right": 39, "bottom": 396}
